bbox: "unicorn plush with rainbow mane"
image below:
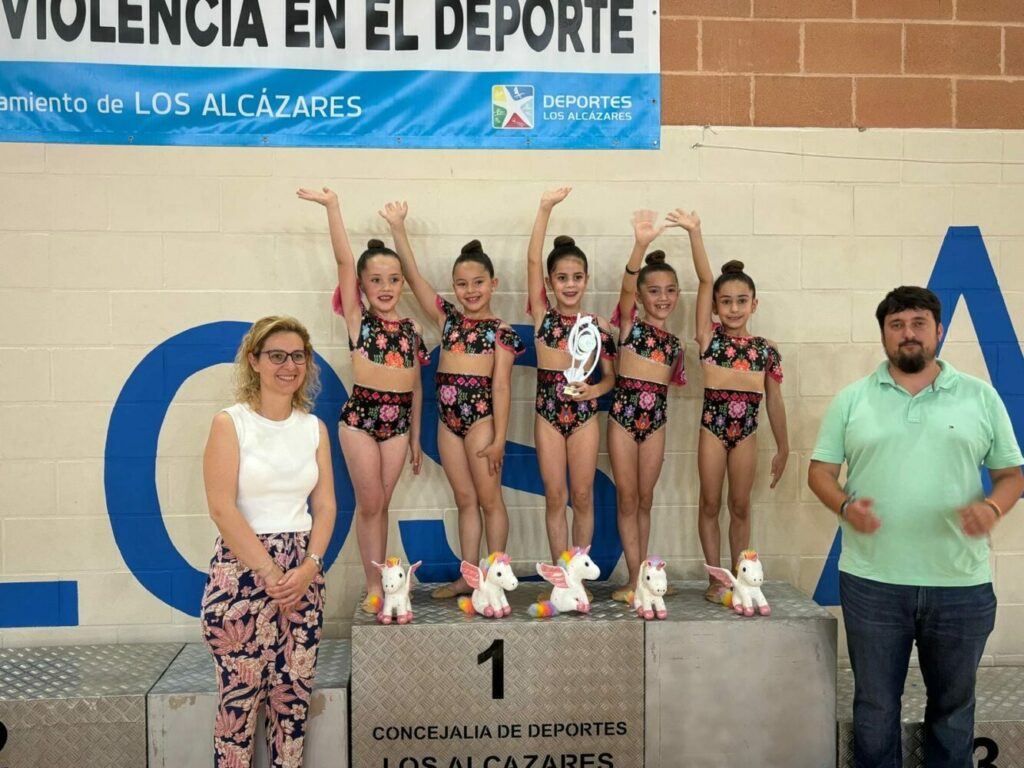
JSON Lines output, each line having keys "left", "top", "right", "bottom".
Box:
{"left": 704, "top": 549, "right": 771, "bottom": 618}
{"left": 632, "top": 557, "right": 668, "bottom": 620}
{"left": 528, "top": 546, "right": 601, "bottom": 618}
{"left": 457, "top": 552, "right": 519, "bottom": 619}
{"left": 372, "top": 556, "right": 422, "bottom": 625}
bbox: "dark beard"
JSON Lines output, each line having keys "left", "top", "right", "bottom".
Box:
{"left": 889, "top": 345, "right": 928, "bottom": 374}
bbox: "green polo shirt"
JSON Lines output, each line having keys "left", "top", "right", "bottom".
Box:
{"left": 812, "top": 360, "right": 1023, "bottom": 586}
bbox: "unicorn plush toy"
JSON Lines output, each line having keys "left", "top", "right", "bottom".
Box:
{"left": 372, "top": 557, "right": 422, "bottom": 625}
{"left": 632, "top": 557, "right": 668, "bottom": 620}
{"left": 529, "top": 546, "right": 601, "bottom": 617}
{"left": 457, "top": 552, "right": 518, "bottom": 619}
{"left": 704, "top": 549, "right": 771, "bottom": 617}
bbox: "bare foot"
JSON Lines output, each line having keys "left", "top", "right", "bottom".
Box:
{"left": 431, "top": 577, "right": 473, "bottom": 599}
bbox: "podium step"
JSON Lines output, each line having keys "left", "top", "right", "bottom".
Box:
{"left": 147, "top": 639, "right": 351, "bottom": 768}
{"left": 351, "top": 581, "right": 645, "bottom": 768}
{"left": 645, "top": 580, "right": 838, "bottom": 768}
{"left": 0, "top": 643, "right": 182, "bottom": 768}
{"left": 837, "top": 665, "right": 1024, "bottom": 767}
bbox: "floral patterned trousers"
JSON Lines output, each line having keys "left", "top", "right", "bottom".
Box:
{"left": 200, "top": 532, "right": 326, "bottom": 768}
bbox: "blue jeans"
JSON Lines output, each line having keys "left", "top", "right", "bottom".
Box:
{"left": 840, "top": 571, "right": 996, "bottom": 768}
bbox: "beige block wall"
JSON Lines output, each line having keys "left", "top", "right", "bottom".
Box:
{"left": 1, "top": 127, "right": 1023, "bottom": 663}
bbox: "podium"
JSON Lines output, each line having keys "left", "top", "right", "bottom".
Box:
{"left": 351, "top": 582, "right": 645, "bottom": 768}
{"left": 645, "top": 581, "right": 837, "bottom": 768}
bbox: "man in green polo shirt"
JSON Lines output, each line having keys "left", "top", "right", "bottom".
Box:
{"left": 808, "top": 285, "right": 1024, "bottom": 768}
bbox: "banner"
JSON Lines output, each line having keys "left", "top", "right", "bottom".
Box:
{"left": 0, "top": 1, "right": 660, "bottom": 149}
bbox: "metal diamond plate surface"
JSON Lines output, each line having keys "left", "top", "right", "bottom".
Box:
{"left": 0, "top": 644, "right": 182, "bottom": 768}
{"left": 0, "top": 643, "right": 182, "bottom": 699}
{"left": 655, "top": 579, "right": 834, "bottom": 621}
{"left": 838, "top": 666, "right": 1024, "bottom": 767}
{"left": 352, "top": 582, "right": 644, "bottom": 767}
{"left": 149, "top": 639, "right": 351, "bottom": 695}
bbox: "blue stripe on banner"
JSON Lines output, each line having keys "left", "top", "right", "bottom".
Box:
{"left": 0, "top": 62, "right": 660, "bottom": 149}
{"left": 0, "top": 581, "right": 79, "bottom": 628}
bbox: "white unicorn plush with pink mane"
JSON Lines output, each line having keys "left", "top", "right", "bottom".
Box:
{"left": 528, "top": 546, "right": 601, "bottom": 618}
{"left": 705, "top": 549, "right": 771, "bottom": 617}
{"left": 457, "top": 552, "right": 518, "bottom": 618}
{"left": 632, "top": 557, "right": 668, "bottom": 620}
{"left": 372, "top": 557, "right": 422, "bottom": 625}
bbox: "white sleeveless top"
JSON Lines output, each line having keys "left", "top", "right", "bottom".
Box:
{"left": 224, "top": 403, "right": 320, "bottom": 534}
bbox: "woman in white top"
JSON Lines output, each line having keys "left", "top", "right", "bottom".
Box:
{"left": 200, "top": 315, "right": 336, "bottom": 768}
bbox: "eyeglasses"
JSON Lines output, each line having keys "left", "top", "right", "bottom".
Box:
{"left": 259, "top": 349, "right": 308, "bottom": 365}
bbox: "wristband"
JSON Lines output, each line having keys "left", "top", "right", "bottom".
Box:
{"left": 983, "top": 497, "right": 1003, "bottom": 519}
{"left": 838, "top": 496, "right": 854, "bottom": 521}
{"left": 625, "top": 265, "right": 641, "bottom": 275}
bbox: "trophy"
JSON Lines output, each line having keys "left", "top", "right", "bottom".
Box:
{"left": 562, "top": 314, "right": 601, "bottom": 398}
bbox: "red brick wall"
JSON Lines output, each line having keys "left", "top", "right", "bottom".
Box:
{"left": 661, "top": 1, "right": 1024, "bottom": 128}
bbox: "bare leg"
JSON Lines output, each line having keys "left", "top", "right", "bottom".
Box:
{"left": 340, "top": 427, "right": 409, "bottom": 601}
{"left": 535, "top": 415, "right": 569, "bottom": 563}
{"left": 636, "top": 426, "right": 667, "bottom": 564}
{"left": 566, "top": 418, "right": 600, "bottom": 549}
{"left": 464, "top": 419, "right": 509, "bottom": 553}
{"left": 437, "top": 423, "right": 481, "bottom": 595}
{"left": 608, "top": 420, "right": 640, "bottom": 595}
{"left": 697, "top": 428, "right": 728, "bottom": 592}
{"left": 726, "top": 433, "right": 758, "bottom": 569}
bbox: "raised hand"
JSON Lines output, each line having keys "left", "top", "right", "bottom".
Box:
{"left": 378, "top": 200, "right": 409, "bottom": 227}
{"left": 632, "top": 209, "right": 664, "bottom": 247}
{"left": 296, "top": 186, "right": 338, "bottom": 207}
{"left": 540, "top": 186, "right": 572, "bottom": 210}
{"left": 665, "top": 208, "right": 701, "bottom": 232}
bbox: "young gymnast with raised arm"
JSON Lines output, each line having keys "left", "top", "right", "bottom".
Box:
{"left": 379, "top": 201, "right": 525, "bottom": 598}
{"left": 669, "top": 208, "right": 789, "bottom": 602}
{"left": 527, "top": 187, "right": 617, "bottom": 564}
{"left": 297, "top": 187, "right": 427, "bottom": 613}
{"left": 608, "top": 211, "right": 686, "bottom": 602}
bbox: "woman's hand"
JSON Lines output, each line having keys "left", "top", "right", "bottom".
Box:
{"left": 632, "top": 209, "right": 664, "bottom": 247}
{"left": 410, "top": 442, "right": 423, "bottom": 475}
{"left": 296, "top": 186, "right": 338, "bottom": 208}
{"left": 540, "top": 187, "right": 572, "bottom": 211}
{"left": 266, "top": 560, "right": 317, "bottom": 610}
{"left": 566, "top": 382, "right": 596, "bottom": 401}
{"left": 665, "top": 208, "right": 701, "bottom": 232}
{"left": 769, "top": 451, "right": 788, "bottom": 489}
{"left": 477, "top": 441, "right": 506, "bottom": 476}
{"left": 378, "top": 200, "right": 408, "bottom": 226}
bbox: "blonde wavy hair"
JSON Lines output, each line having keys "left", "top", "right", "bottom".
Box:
{"left": 234, "top": 316, "right": 321, "bottom": 413}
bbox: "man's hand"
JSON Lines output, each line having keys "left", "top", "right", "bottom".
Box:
{"left": 959, "top": 502, "right": 999, "bottom": 537}
{"left": 844, "top": 497, "right": 881, "bottom": 534}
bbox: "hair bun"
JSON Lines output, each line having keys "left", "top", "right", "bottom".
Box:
{"left": 553, "top": 235, "right": 575, "bottom": 248}
{"left": 645, "top": 250, "right": 666, "bottom": 266}
{"left": 721, "top": 259, "right": 745, "bottom": 275}
{"left": 367, "top": 238, "right": 386, "bottom": 249}
{"left": 461, "top": 239, "right": 483, "bottom": 255}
